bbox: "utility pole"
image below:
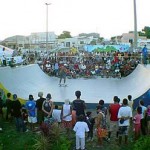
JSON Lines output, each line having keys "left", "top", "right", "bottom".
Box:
{"left": 45, "top": 3, "right": 51, "bottom": 51}
{"left": 133, "top": 0, "right": 138, "bottom": 50}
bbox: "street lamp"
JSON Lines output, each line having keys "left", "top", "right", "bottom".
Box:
{"left": 45, "top": 3, "right": 51, "bottom": 51}
{"left": 133, "top": 0, "right": 138, "bottom": 50}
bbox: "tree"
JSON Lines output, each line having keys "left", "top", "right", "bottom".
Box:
{"left": 142, "top": 26, "right": 150, "bottom": 39}
{"left": 58, "top": 31, "right": 72, "bottom": 39}
{"left": 90, "top": 39, "right": 96, "bottom": 45}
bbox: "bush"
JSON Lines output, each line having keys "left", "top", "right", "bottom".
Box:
{"left": 33, "top": 122, "right": 71, "bottom": 150}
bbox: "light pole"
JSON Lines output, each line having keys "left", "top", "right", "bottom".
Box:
{"left": 45, "top": 3, "right": 51, "bottom": 51}
{"left": 133, "top": 0, "right": 138, "bottom": 50}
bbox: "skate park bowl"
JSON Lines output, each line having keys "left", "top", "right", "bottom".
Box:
{"left": 0, "top": 64, "right": 150, "bottom": 109}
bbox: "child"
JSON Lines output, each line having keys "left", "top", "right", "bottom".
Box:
{"left": 52, "top": 105, "right": 61, "bottom": 125}
{"left": 22, "top": 106, "right": 28, "bottom": 128}
{"left": 133, "top": 106, "right": 142, "bottom": 140}
{"left": 73, "top": 114, "right": 89, "bottom": 150}
{"left": 146, "top": 105, "right": 150, "bottom": 135}
{"left": 95, "top": 106, "right": 107, "bottom": 146}
{"left": 86, "top": 111, "right": 95, "bottom": 141}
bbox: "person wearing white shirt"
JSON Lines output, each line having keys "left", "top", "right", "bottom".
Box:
{"left": 118, "top": 98, "right": 132, "bottom": 145}
{"left": 52, "top": 105, "right": 61, "bottom": 125}
{"left": 61, "top": 99, "right": 72, "bottom": 135}
{"left": 73, "top": 115, "right": 89, "bottom": 150}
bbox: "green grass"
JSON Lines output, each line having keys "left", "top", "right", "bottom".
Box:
{"left": 0, "top": 114, "right": 142, "bottom": 150}
{"left": 0, "top": 121, "right": 37, "bottom": 150}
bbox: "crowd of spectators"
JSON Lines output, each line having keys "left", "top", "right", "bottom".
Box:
{"left": 37, "top": 50, "right": 147, "bottom": 78}
{"left": 0, "top": 90, "right": 149, "bottom": 149}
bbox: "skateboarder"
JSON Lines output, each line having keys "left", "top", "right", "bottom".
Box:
{"left": 59, "top": 65, "right": 67, "bottom": 86}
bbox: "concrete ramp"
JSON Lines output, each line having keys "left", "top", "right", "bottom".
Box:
{"left": 0, "top": 64, "right": 150, "bottom": 104}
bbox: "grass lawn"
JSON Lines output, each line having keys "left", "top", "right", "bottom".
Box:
{"left": 0, "top": 121, "right": 37, "bottom": 150}
{"left": 0, "top": 109, "right": 149, "bottom": 150}
{"left": 0, "top": 118, "right": 135, "bottom": 150}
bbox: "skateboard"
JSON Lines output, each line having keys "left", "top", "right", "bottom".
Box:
{"left": 59, "top": 84, "right": 67, "bottom": 87}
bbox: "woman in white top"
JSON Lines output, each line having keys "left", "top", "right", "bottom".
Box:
{"left": 61, "top": 99, "right": 72, "bottom": 135}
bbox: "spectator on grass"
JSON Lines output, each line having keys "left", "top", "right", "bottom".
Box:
{"left": 25, "top": 94, "right": 37, "bottom": 131}
{"left": 117, "top": 98, "right": 132, "bottom": 145}
{"left": 96, "top": 99, "right": 107, "bottom": 128}
{"left": 36, "top": 92, "right": 46, "bottom": 125}
{"left": 42, "top": 93, "right": 54, "bottom": 122}
{"left": 11, "top": 94, "right": 26, "bottom": 132}
{"left": 73, "top": 114, "right": 89, "bottom": 150}
{"left": 127, "top": 95, "right": 133, "bottom": 111}
{"left": 5, "top": 93, "right": 13, "bottom": 121}
{"left": 86, "top": 111, "right": 95, "bottom": 141}
{"left": 146, "top": 105, "right": 150, "bottom": 135}
{"left": 95, "top": 106, "right": 107, "bottom": 147}
{"left": 52, "top": 105, "right": 61, "bottom": 125}
{"left": 0, "top": 92, "right": 4, "bottom": 131}
{"left": 61, "top": 99, "right": 72, "bottom": 136}
{"left": 108, "top": 96, "right": 121, "bottom": 141}
{"left": 72, "top": 90, "right": 86, "bottom": 121}
{"left": 139, "top": 100, "right": 147, "bottom": 135}
{"left": 133, "top": 106, "right": 142, "bottom": 140}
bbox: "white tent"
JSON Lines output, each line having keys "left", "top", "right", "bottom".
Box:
{"left": 0, "top": 45, "right": 14, "bottom": 57}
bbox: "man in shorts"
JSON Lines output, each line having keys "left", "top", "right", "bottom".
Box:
{"left": 108, "top": 96, "right": 120, "bottom": 141}
{"left": 59, "top": 65, "right": 67, "bottom": 85}
{"left": 25, "top": 95, "right": 37, "bottom": 131}
{"left": 117, "top": 98, "right": 132, "bottom": 145}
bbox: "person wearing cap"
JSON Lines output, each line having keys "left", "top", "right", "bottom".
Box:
{"left": 36, "top": 92, "right": 46, "bottom": 125}
{"left": 42, "top": 93, "right": 53, "bottom": 123}
{"left": 61, "top": 99, "right": 72, "bottom": 135}
{"left": 11, "top": 94, "right": 26, "bottom": 132}
{"left": 25, "top": 94, "right": 37, "bottom": 131}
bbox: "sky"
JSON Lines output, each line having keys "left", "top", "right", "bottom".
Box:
{"left": 0, "top": 0, "right": 150, "bottom": 40}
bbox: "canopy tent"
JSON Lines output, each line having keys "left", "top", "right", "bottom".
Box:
{"left": 0, "top": 45, "right": 14, "bottom": 57}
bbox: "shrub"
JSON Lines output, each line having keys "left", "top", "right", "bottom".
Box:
{"left": 33, "top": 122, "right": 71, "bottom": 150}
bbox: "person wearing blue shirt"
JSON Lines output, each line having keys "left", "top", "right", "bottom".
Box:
{"left": 142, "top": 45, "right": 148, "bottom": 65}
{"left": 25, "top": 94, "right": 37, "bottom": 131}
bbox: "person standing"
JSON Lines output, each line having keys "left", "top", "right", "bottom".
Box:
{"left": 36, "top": 92, "right": 46, "bottom": 125}
{"left": 128, "top": 95, "right": 133, "bottom": 111}
{"left": 25, "top": 94, "right": 37, "bottom": 131}
{"left": 61, "top": 99, "right": 72, "bottom": 135}
{"left": 73, "top": 114, "right": 89, "bottom": 150}
{"left": 59, "top": 65, "right": 67, "bottom": 85}
{"left": 0, "top": 92, "right": 4, "bottom": 131}
{"left": 108, "top": 96, "right": 121, "bottom": 141}
{"left": 142, "top": 45, "right": 148, "bottom": 65}
{"left": 11, "top": 94, "right": 26, "bottom": 132}
{"left": 54, "top": 61, "right": 59, "bottom": 76}
{"left": 146, "top": 105, "right": 150, "bottom": 135}
{"left": 72, "top": 91, "right": 86, "bottom": 122}
{"left": 117, "top": 98, "right": 132, "bottom": 145}
{"left": 5, "top": 93, "right": 13, "bottom": 121}
{"left": 52, "top": 105, "right": 61, "bottom": 125}
{"left": 42, "top": 93, "right": 53, "bottom": 123}
{"left": 86, "top": 111, "right": 95, "bottom": 141}
{"left": 133, "top": 106, "right": 142, "bottom": 140}
{"left": 139, "top": 100, "right": 147, "bottom": 135}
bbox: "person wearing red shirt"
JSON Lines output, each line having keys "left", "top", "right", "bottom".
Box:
{"left": 108, "top": 96, "right": 121, "bottom": 141}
